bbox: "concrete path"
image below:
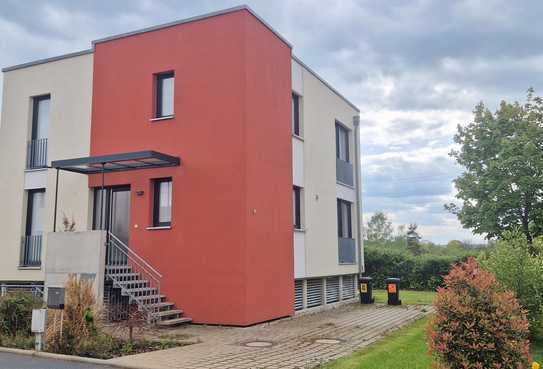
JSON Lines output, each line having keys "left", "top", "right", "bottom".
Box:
{"left": 109, "top": 303, "right": 431, "bottom": 369}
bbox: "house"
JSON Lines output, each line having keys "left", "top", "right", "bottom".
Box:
{"left": 0, "top": 6, "right": 363, "bottom": 326}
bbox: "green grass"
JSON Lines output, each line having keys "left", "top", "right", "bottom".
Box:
{"left": 372, "top": 290, "right": 436, "bottom": 305}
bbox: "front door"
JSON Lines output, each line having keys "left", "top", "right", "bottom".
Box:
{"left": 93, "top": 186, "right": 131, "bottom": 245}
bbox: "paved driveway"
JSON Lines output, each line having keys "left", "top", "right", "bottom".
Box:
{"left": 109, "top": 303, "right": 431, "bottom": 369}
{"left": 0, "top": 352, "right": 116, "bottom": 369}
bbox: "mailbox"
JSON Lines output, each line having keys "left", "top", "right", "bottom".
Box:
{"left": 47, "top": 287, "right": 65, "bottom": 309}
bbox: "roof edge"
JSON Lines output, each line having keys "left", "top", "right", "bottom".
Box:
{"left": 292, "top": 54, "right": 360, "bottom": 113}
{"left": 92, "top": 5, "right": 293, "bottom": 48}
{"left": 2, "top": 49, "right": 94, "bottom": 73}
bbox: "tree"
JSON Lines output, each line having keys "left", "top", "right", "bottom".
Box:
{"left": 406, "top": 223, "right": 422, "bottom": 255}
{"left": 446, "top": 88, "right": 543, "bottom": 245}
{"left": 365, "top": 211, "right": 394, "bottom": 242}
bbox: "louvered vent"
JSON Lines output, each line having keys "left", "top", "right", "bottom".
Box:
{"left": 306, "top": 278, "right": 323, "bottom": 308}
{"left": 326, "top": 276, "right": 340, "bottom": 303}
{"left": 294, "top": 280, "right": 304, "bottom": 310}
{"left": 342, "top": 275, "right": 355, "bottom": 299}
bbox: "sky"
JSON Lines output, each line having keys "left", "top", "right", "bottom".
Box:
{"left": 2, "top": 0, "right": 542, "bottom": 244}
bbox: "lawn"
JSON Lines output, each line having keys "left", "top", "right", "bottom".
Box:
{"left": 323, "top": 290, "right": 543, "bottom": 369}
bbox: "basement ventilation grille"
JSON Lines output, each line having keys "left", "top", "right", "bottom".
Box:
{"left": 326, "top": 277, "right": 340, "bottom": 303}
{"left": 294, "top": 280, "right": 304, "bottom": 310}
{"left": 342, "top": 275, "right": 355, "bottom": 299}
{"left": 306, "top": 278, "right": 323, "bottom": 308}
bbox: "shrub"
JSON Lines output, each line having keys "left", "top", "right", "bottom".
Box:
{"left": 479, "top": 229, "right": 543, "bottom": 335}
{"left": 0, "top": 292, "right": 42, "bottom": 337}
{"left": 428, "top": 258, "right": 530, "bottom": 369}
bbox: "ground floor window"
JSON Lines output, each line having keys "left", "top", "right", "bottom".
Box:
{"left": 153, "top": 178, "right": 172, "bottom": 227}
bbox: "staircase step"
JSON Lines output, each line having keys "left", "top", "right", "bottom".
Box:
{"left": 123, "top": 287, "right": 157, "bottom": 295}
{"left": 135, "top": 294, "right": 166, "bottom": 302}
{"left": 106, "top": 265, "right": 133, "bottom": 272}
{"left": 108, "top": 273, "right": 140, "bottom": 279}
{"left": 157, "top": 309, "right": 183, "bottom": 318}
{"left": 157, "top": 317, "right": 192, "bottom": 327}
{"left": 117, "top": 279, "right": 148, "bottom": 286}
{"left": 148, "top": 301, "right": 175, "bottom": 310}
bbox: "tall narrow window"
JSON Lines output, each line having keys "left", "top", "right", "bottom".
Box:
{"left": 335, "top": 123, "right": 349, "bottom": 162}
{"left": 27, "top": 95, "right": 50, "bottom": 169}
{"left": 293, "top": 186, "right": 302, "bottom": 229}
{"left": 153, "top": 179, "right": 172, "bottom": 227}
{"left": 155, "top": 72, "right": 174, "bottom": 118}
{"left": 21, "top": 189, "right": 45, "bottom": 266}
{"left": 292, "top": 93, "right": 301, "bottom": 136}
{"left": 337, "top": 199, "right": 352, "bottom": 238}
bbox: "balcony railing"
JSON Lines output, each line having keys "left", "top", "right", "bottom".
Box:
{"left": 26, "top": 138, "right": 48, "bottom": 169}
{"left": 338, "top": 237, "right": 356, "bottom": 264}
{"left": 20, "top": 235, "right": 42, "bottom": 267}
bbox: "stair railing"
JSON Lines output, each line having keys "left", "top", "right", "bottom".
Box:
{"left": 105, "top": 232, "right": 163, "bottom": 322}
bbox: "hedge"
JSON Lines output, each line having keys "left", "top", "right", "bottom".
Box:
{"left": 364, "top": 247, "right": 467, "bottom": 290}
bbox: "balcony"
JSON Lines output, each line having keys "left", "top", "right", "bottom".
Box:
{"left": 20, "top": 235, "right": 42, "bottom": 267}
{"left": 338, "top": 237, "right": 356, "bottom": 264}
{"left": 26, "top": 138, "right": 48, "bottom": 169}
{"left": 336, "top": 158, "right": 353, "bottom": 186}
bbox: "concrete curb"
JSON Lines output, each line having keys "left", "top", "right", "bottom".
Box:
{"left": 0, "top": 346, "right": 154, "bottom": 369}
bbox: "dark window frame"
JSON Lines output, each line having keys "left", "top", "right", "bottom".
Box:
{"left": 155, "top": 71, "right": 175, "bottom": 119}
{"left": 292, "top": 93, "right": 301, "bottom": 136}
{"left": 31, "top": 94, "right": 51, "bottom": 140}
{"left": 25, "top": 188, "right": 45, "bottom": 236}
{"left": 335, "top": 122, "right": 350, "bottom": 163}
{"left": 293, "top": 186, "right": 302, "bottom": 229}
{"left": 337, "top": 199, "right": 352, "bottom": 238}
{"left": 153, "top": 178, "right": 172, "bottom": 227}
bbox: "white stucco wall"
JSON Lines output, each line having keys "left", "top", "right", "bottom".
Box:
{"left": 0, "top": 53, "right": 93, "bottom": 282}
{"left": 291, "top": 58, "right": 360, "bottom": 278}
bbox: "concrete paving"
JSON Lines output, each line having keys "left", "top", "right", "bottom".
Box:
{"left": 0, "top": 352, "right": 116, "bottom": 369}
{"left": 108, "top": 303, "right": 431, "bottom": 369}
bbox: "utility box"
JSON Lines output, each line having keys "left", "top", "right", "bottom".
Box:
{"left": 31, "top": 309, "right": 47, "bottom": 333}
{"left": 359, "top": 276, "right": 374, "bottom": 304}
{"left": 47, "top": 287, "right": 65, "bottom": 309}
{"left": 385, "top": 278, "right": 401, "bottom": 305}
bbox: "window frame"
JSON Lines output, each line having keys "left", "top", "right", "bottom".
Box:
{"left": 292, "top": 93, "right": 301, "bottom": 136}
{"left": 25, "top": 188, "right": 45, "bottom": 236}
{"left": 155, "top": 71, "right": 175, "bottom": 119}
{"left": 293, "top": 186, "right": 302, "bottom": 230}
{"left": 31, "top": 94, "right": 51, "bottom": 140}
{"left": 153, "top": 178, "right": 172, "bottom": 227}
{"left": 335, "top": 122, "right": 350, "bottom": 163}
{"left": 337, "top": 199, "right": 352, "bottom": 239}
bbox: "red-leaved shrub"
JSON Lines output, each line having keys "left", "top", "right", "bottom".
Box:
{"left": 427, "top": 257, "right": 531, "bottom": 369}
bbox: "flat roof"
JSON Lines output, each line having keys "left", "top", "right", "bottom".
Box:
{"left": 51, "top": 150, "right": 181, "bottom": 174}
{"left": 2, "top": 6, "right": 359, "bottom": 111}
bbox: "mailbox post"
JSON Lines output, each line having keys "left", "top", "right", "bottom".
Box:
{"left": 31, "top": 309, "right": 47, "bottom": 351}
{"left": 385, "top": 278, "right": 401, "bottom": 305}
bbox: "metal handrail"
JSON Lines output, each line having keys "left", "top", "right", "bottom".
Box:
{"left": 26, "top": 138, "right": 48, "bottom": 169}
{"left": 105, "top": 232, "right": 162, "bottom": 322}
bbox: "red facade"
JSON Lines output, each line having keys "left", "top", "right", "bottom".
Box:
{"left": 89, "top": 9, "right": 293, "bottom": 325}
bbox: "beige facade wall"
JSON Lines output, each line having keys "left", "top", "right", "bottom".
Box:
{"left": 292, "top": 58, "right": 361, "bottom": 278}
{"left": 0, "top": 53, "right": 93, "bottom": 282}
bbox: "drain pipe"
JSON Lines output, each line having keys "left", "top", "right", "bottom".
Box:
{"left": 353, "top": 115, "right": 364, "bottom": 276}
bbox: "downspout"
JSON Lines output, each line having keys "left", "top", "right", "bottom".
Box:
{"left": 353, "top": 115, "right": 364, "bottom": 276}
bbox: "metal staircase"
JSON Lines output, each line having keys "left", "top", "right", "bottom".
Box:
{"left": 105, "top": 232, "right": 191, "bottom": 327}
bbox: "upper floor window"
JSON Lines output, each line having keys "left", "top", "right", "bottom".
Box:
{"left": 292, "top": 93, "right": 301, "bottom": 136}
{"left": 293, "top": 186, "right": 302, "bottom": 230}
{"left": 32, "top": 95, "right": 50, "bottom": 140}
{"left": 155, "top": 72, "right": 174, "bottom": 118}
{"left": 335, "top": 123, "right": 349, "bottom": 162}
{"left": 337, "top": 199, "right": 352, "bottom": 239}
{"left": 153, "top": 178, "right": 172, "bottom": 227}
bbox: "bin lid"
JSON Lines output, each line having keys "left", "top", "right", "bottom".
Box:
{"left": 360, "top": 276, "right": 373, "bottom": 281}
{"left": 385, "top": 277, "right": 401, "bottom": 282}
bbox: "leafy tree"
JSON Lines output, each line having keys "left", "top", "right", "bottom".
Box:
{"left": 446, "top": 88, "right": 543, "bottom": 245}
{"left": 406, "top": 223, "right": 422, "bottom": 255}
{"left": 365, "top": 211, "right": 394, "bottom": 242}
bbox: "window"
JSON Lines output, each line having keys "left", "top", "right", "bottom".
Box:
{"left": 153, "top": 179, "right": 172, "bottom": 227}
{"left": 32, "top": 95, "right": 50, "bottom": 140}
{"left": 292, "top": 93, "right": 301, "bottom": 136}
{"left": 335, "top": 123, "right": 349, "bottom": 162}
{"left": 155, "top": 72, "right": 174, "bottom": 118}
{"left": 337, "top": 199, "right": 352, "bottom": 238}
{"left": 26, "top": 189, "right": 45, "bottom": 236}
{"left": 293, "top": 186, "right": 302, "bottom": 229}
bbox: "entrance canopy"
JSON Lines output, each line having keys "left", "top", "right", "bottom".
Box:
{"left": 51, "top": 150, "right": 181, "bottom": 174}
